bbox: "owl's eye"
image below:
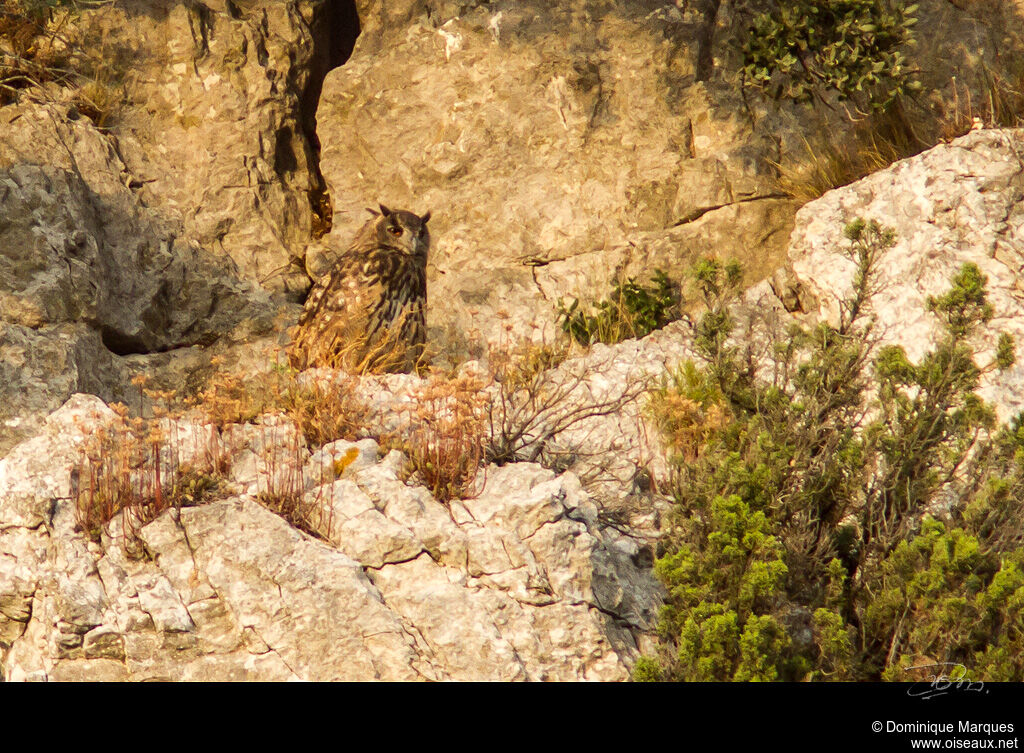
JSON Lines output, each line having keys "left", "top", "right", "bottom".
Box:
{"left": 388, "top": 226, "right": 403, "bottom": 237}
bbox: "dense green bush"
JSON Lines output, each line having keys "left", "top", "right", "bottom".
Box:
{"left": 557, "top": 270, "right": 680, "bottom": 346}
{"left": 641, "top": 219, "right": 1024, "bottom": 681}
{"left": 738, "top": 0, "right": 920, "bottom": 111}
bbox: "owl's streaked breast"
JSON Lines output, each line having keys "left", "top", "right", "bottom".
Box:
{"left": 287, "top": 207, "right": 431, "bottom": 373}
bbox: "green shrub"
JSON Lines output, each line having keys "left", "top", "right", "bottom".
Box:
{"left": 631, "top": 656, "right": 664, "bottom": 682}
{"left": 739, "top": 0, "right": 920, "bottom": 111}
{"left": 557, "top": 270, "right": 680, "bottom": 346}
{"left": 648, "top": 219, "right": 1024, "bottom": 680}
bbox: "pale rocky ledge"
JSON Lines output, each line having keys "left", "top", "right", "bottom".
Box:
{"left": 2, "top": 0, "right": 1023, "bottom": 680}
{"left": 0, "top": 392, "right": 662, "bottom": 681}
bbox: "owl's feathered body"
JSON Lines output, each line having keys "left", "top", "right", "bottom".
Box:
{"left": 288, "top": 206, "right": 431, "bottom": 374}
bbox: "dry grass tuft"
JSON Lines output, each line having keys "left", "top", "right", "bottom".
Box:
{"left": 647, "top": 363, "right": 733, "bottom": 465}
{"left": 0, "top": 0, "right": 73, "bottom": 101}
{"left": 73, "top": 400, "right": 228, "bottom": 552}
{"left": 772, "top": 116, "right": 918, "bottom": 205}
{"left": 933, "top": 66, "right": 1024, "bottom": 141}
{"left": 250, "top": 416, "right": 333, "bottom": 540}
{"left": 385, "top": 370, "right": 489, "bottom": 504}
{"left": 73, "top": 354, "right": 367, "bottom": 548}
{"left": 183, "top": 356, "right": 365, "bottom": 535}
{"left": 193, "top": 358, "right": 369, "bottom": 448}
{"left": 484, "top": 334, "right": 648, "bottom": 470}
{"left": 775, "top": 63, "right": 1024, "bottom": 206}
{"left": 281, "top": 377, "right": 369, "bottom": 448}
{"left": 0, "top": 0, "right": 128, "bottom": 126}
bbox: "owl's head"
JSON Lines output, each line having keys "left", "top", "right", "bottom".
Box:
{"left": 372, "top": 204, "right": 431, "bottom": 259}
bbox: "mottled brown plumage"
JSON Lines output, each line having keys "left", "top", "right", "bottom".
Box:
{"left": 288, "top": 205, "right": 431, "bottom": 373}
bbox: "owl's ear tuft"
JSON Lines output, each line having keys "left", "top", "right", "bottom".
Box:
{"left": 379, "top": 204, "right": 393, "bottom": 217}
{"left": 421, "top": 210, "right": 431, "bottom": 224}
{"left": 366, "top": 207, "right": 380, "bottom": 217}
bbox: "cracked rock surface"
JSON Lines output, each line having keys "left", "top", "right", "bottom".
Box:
{"left": 0, "top": 394, "right": 661, "bottom": 681}
{"left": 785, "top": 128, "right": 1024, "bottom": 422}
{"left": 0, "top": 0, "right": 348, "bottom": 454}
{"left": 317, "top": 0, "right": 799, "bottom": 356}
{"left": 3, "top": 0, "right": 1022, "bottom": 451}
{"left": 317, "top": 0, "right": 1023, "bottom": 359}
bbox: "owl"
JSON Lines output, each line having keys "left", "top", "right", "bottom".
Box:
{"left": 288, "top": 205, "right": 431, "bottom": 374}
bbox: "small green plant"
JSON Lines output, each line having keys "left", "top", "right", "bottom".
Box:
{"left": 739, "top": 0, "right": 920, "bottom": 112}
{"left": 863, "top": 516, "right": 1024, "bottom": 681}
{"left": 631, "top": 656, "right": 664, "bottom": 682}
{"left": 557, "top": 270, "right": 680, "bottom": 346}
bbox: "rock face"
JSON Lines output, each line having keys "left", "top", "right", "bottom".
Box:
{"left": 94, "top": 0, "right": 359, "bottom": 294}
{"left": 3, "top": 0, "right": 1023, "bottom": 450}
{"left": 317, "top": 0, "right": 798, "bottom": 355}
{"left": 0, "top": 146, "right": 273, "bottom": 352}
{"left": 786, "top": 128, "right": 1024, "bottom": 421}
{"left": 4, "top": 0, "right": 1024, "bottom": 682}
{"left": 0, "top": 106, "right": 280, "bottom": 453}
{"left": 315, "top": 0, "right": 1024, "bottom": 359}
{"left": 0, "top": 394, "right": 661, "bottom": 681}
{"left": 0, "top": 0, "right": 354, "bottom": 451}
{"left": 487, "top": 126, "right": 1024, "bottom": 523}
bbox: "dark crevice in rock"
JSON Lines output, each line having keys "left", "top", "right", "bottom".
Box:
{"left": 274, "top": 125, "right": 298, "bottom": 174}
{"left": 98, "top": 323, "right": 216, "bottom": 357}
{"left": 186, "top": 2, "right": 214, "bottom": 61}
{"left": 528, "top": 265, "right": 550, "bottom": 305}
{"left": 694, "top": 0, "right": 721, "bottom": 82}
{"left": 302, "top": 0, "right": 361, "bottom": 241}
{"left": 577, "top": 599, "right": 647, "bottom": 637}
{"left": 362, "top": 548, "right": 430, "bottom": 571}
{"left": 672, "top": 193, "right": 790, "bottom": 226}
{"left": 99, "top": 325, "right": 152, "bottom": 357}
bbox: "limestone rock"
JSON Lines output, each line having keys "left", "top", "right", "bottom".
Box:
{"left": 4, "top": 0, "right": 1022, "bottom": 455}
{"left": 0, "top": 394, "right": 661, "bottom": 681}
{"left": 43, "top": 0, "right": 359, "bottom": 294}
{"left": 0, "top": 394, "right": 116, "bottom": 527}
{"left": 787, "top": 128, "right": 1024, "bottom": 421}
{"left": 0, "top": 110, "right": 280, "bottom": 455}
{"left": 316, "top": 0, "right": 1024, "bottom": 361}
{"left": 0, "top": 322, "right": 124, "bottom": 456}
{"left": 303, "top": 437, "right": 380, "bottom": 488}
{"left": 0, "top": 0, "right": 352, "bottom": 453}
{"left": 0, "top": 115, "right": 274, "bottom": 349}
{"left": 316, "top": 0, "right": 796, "bottom": 356}
{"left": 5, "top": 0, "right": 1022, "bottom": 683}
